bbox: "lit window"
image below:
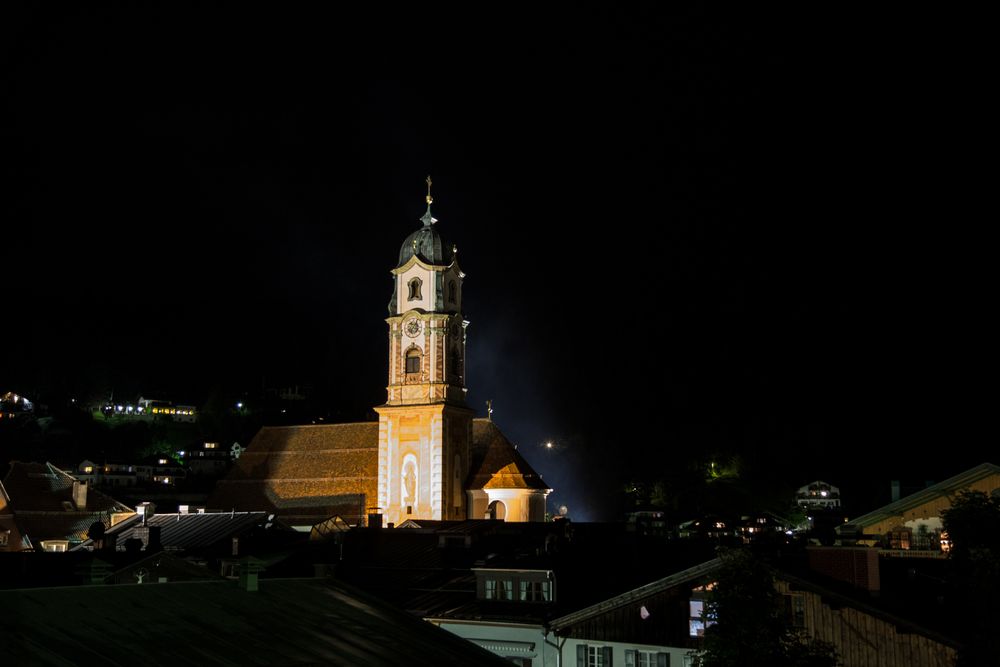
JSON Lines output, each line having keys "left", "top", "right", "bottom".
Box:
{"left": 889, "top": 528, "right": 911, "bottom": 550}
{"left": 84, "top": 466, "right": 93, "bottom": 473}
{"left": 406, "top": 349, "right": 421, "bottom": 374}
{"left": 158, "top": 458, "right": 168, "bottom": 465}
{"left": 689, "top": 597, "right": 716, "bottom": 637}
{"left": 408, "top": 277, "right": 422, "bottom": 300}
{"left": 205, "top": 442, "right": 217, "bottom": 449}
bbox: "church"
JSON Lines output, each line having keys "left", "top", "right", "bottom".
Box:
{"left": 209, "top": 182, "right": 550, "bottom": 527}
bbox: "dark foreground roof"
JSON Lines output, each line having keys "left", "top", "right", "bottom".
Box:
{"left": 2, "top": 577, "right": 513, "bottom": 667}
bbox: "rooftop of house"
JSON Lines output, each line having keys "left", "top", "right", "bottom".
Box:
{"left": 73, "top": 510, "right": 278, "bottom": 552}
{"left": 332, "top": 520, "right": 715, "bottom": 625}
{"left": 3, "top": 461, "right": 132, "bottom": 513}
{"left": 1, "top": 576, "right": 514, "bottom": 666}
{"left": 841, "top": 462, "right": 1000, "bottom": 532}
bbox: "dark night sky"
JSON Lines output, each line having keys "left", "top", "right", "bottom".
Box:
{"left": 1, "top": 7, "right": 990, "bottom": 518}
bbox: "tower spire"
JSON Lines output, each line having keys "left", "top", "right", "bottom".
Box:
{"left": 420, "top": 175, "right": 437, "bottom": 227}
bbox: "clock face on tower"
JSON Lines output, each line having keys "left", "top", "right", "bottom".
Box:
{"left": 405, "top": 319, "right": 422, "bottom": 338}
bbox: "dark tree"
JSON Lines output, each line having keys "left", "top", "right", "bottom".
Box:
{"left": 697, "top": 548, "right": 839, "bottom": 667}
{"left": 942, "top": 491, "right": 1000, "bottom": 666}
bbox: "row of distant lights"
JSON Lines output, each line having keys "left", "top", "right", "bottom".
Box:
{"left": 103, "top": 405, "right": 198, "bottom": 416}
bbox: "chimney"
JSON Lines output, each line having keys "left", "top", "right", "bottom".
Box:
{"left": 72, "top": 480, "right": 88, "bottom": 510}
{"left": 890, "top": 480, "right": 900, "bottom": 503}
{"left": 136, "top": 502, "right": 156, "bottom": 525}
{"left": 368, "top": 512, "right": 383, "bottom": 529}
{"left": 238, "top": 557, "right": 265, "bottom": 592}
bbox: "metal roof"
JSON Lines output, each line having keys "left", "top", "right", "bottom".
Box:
{"left": 2, "top": 578, "right": 514, "bottom": 666}
{"left": 107, "top": 511, "right": 270, "bottom": 551}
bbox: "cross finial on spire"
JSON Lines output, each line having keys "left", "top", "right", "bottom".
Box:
{"left": 420, "top": 175, "right": 437, "bottom": 227}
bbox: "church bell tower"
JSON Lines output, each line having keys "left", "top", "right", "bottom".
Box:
{"left": 375, "top": 178, "right": 473, "bottom": 525}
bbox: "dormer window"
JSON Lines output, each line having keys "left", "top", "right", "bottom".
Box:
{"left": 478, "top": 569, "right": 554, "bottom": 603}
{"left": 408, "top": 277, "right": 422, "bottom": 301}
{"left": 406, "top": 348, "right": 421, "bottom": 374}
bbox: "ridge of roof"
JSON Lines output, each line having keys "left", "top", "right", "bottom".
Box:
{"left": 549, "top": 559, "right": 721, "bottom": 631}
{"left": 843, "top": 462, "right": 1000, "bottom": 530}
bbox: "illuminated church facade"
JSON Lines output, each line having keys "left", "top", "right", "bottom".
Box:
{"left": 210, "top": 183, "right": 550, "bottom": 526}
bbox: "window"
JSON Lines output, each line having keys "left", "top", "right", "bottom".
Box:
{"left": 408, "top": 277, "right": 422, "bottom": 300}
{"left": 519, "top": 579, "right": 552, "bottom": 602}
{"left": 626, "top": 650, "right": 668, "bottom": 667}
{"left": 484, "top": 578, "right": 513, "bottom": 600}
{"left": 578, "top": 645, "right": 612, "bottom": 667}
{"left": 406, "top": 348, "right": 421, "bottom": 374}
{"left": 783, "top": 593, "right": 806, "bottom": 628}
{"left": 689, "top": 598, "right": 715, "bottom": 637}
{"left": 0, "top": 532, "right": 8, "bottom": 547}
{"left": 888, "top": 528, "right": 911, "bottom": 550}
{"left": 488, "top": 499, "right": 507, "bottom": 520}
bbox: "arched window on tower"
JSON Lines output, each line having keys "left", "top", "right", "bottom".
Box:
{"left": 408, "top": 277, "right": 422, "bottom": 301}
{"left": 448, "top": 280, "right": 457, "bottom": 304}
{"left": 406, "top": 348, "right": 421, "bottom": 374}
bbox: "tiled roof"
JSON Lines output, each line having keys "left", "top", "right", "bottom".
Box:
{"left": 2, "top": 462, "right": 134, "bottom": 548}
{"left": 208, "top": 423, "right": 378, "bottom": 522}
{"left": 467, "top": 419, "right": 550, "bottom": 490}
{"left": 2, "top": 462, "right": 131, "bottom": 513}
{"left": 13, "top": 513, "right": 106, "bottom": 545}
{"left": 208, "top": 419, "right": 549, "bottom": 521}
{"left": 0, "top": 480, "right": 24, "bottom": 550}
